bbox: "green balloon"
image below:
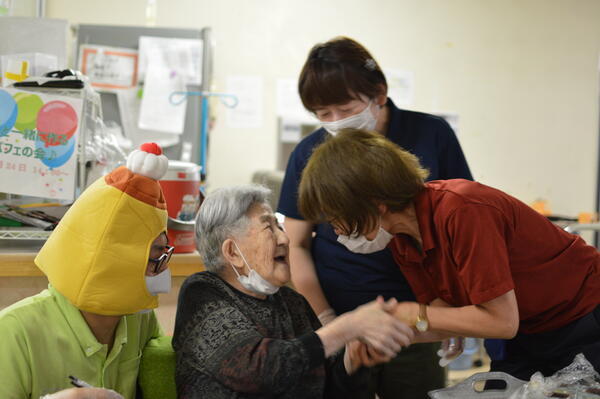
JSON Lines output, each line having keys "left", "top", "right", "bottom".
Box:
{"left": 13, "top": 92, "right": 43, "bottom": 131}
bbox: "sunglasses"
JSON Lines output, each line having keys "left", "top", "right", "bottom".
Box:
{"left": 148, "top": 245, "right": 175, "bottom": 274}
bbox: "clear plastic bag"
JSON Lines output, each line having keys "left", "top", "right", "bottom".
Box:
{"left": 79, "top": 82, "right": 127, "bottom": 188}
{"left": 508, "top": 354, "right": 600, "bottom": 399}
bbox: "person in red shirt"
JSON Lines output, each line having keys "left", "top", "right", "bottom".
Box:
{"left": 297, "top": 128, "right": 600, "bottom": 380}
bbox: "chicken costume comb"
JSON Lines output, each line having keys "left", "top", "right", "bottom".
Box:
{"left": 35, "top": 143, "right": 169, "bottom": 315}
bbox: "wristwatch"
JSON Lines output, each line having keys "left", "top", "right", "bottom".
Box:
{"left": 415, "top": 304, "right": 429, "bottom": 332}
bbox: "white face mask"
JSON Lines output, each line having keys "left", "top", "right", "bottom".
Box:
{"left": 320, "top": 100, "right": 379, "bottom": 136}
{"left": 230, "top": 241, "right": 279, "bottom": 296}
{"left": 145, "top": 268, "right": 172, "bottom": 296}
{"left": 337, "top": 226, "right": 394, "bottom": 254}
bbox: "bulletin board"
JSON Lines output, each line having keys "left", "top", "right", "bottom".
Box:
{"left": 74, "top": 24, "right": 213, "bottom": 165}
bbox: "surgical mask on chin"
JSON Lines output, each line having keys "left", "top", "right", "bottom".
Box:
{"left": 145, "top": 268, "right": 172, "bottom": 296}
{"left": 230, "top": 242, "right": 280, "bottom": 296}
{"left": 337, "top": 226, "right": 394, "bottom": 254}
{"left": 321, "top": 100, "right": 378, "bottom": 136}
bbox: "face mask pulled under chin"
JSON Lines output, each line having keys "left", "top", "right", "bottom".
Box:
{"left": 320, "top": 100, "right": 378, "bottom": 136}
{"left": 145, "top": 268, "right": 172, "bottom": 296}
{"left": 230, "top": 242, "right": 280, "bottom": 296}
{"left": 337, "top": 226, "right": 394, "bottom": 254}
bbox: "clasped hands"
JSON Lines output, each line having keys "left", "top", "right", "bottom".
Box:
{"left": 344, "top": 298, "right": 464, "bottom": 372}
{"left": 343, "top": 297, "right": 413, "bottom": 373}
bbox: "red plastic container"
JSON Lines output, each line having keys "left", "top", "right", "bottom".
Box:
{"left": 159, "top": 161, "right": 202, "bottom": 253}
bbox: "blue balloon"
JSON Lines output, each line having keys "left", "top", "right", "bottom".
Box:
{"left": 0, "top": 89, "right": 17, "bottom": 137}
{"left": 36, "top": 136, "right": 76, "bottom": 169}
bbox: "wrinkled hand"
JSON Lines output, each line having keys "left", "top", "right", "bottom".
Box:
{"left": 344, "top": 340, "right": 393, "bottom": 374}
{"left": 351, "top": 297, "right": 414, "bottom": 357}
{"left": 437, "top": 337, "right": 465, "bottom": 367}
{"left": 44, "top": 387, "right": 124, "bottom": 399}
{"left": 357, "top": 342, "right": 394, "bottom": 367}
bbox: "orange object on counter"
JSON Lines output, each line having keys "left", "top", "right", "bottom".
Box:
{"left": 578, "top": 212, "right": 598, "bottom": 224}
{"left": 530, "top": 199, "right": 551, "bottom": 216}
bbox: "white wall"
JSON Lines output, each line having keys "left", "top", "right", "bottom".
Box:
{"left": 10, "top": 0, "right": 37, "bottom": 16}
{"left": 46, "top": 0, "right": 600, "bottom": 217}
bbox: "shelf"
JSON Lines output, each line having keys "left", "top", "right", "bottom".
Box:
{"left": 0, "top": 250, "right": 205, "bottom": 277}
{"left": 0, "top": 229, "right": 52, "bottom": 240}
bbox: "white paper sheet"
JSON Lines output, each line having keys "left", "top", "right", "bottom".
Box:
{"left": 226, "top": 75, "right": 263, "bottom": 129}
{"left": 137, "top": 36, "right": 202, "bottom": 85}
{"left": 138, "top": 60, "right": 187, "bottom": 134}
{"left": 136, "top": 36, "right": 203, "bottom": 134}
{"left": 276, "top": 78, "right": 313, "bottom": 122}
{"left": 384, "top": 68, "right": 415, "bottom": 107}
{"left": 117, "top": 88, "right": 180, "bottom": 147}
{"left": 78, "top": 45, "right": 138, "bottom": 89}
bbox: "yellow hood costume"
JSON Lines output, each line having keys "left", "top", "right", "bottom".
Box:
{"left": 35, "top": 143, "right": 169, "bottom": 315}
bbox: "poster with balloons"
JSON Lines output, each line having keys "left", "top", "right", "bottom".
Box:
{"left": 0, "top": 88, "right": 83, "bottom": 200}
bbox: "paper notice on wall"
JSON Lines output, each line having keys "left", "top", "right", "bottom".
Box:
{"left": 78, "top": 45, "right": 138, "bottom": 89}
{"left": 384, "top": 69, "right": 415, "bottom": 107}
{"left": 276, "top": 78, "right": 313, "bottom": 122}
{"left": 138, "top": 36, "right": 202, "bottom": 85}
{"left": 117, "top": 88, "right": 180, "bottom": 148}
{"left": 0, "top": 88, "right": 82, "bottom": 200}
{"left": 136, "top": 36, "right": 202, "bottom": 134}
{"left": 138, "top": 60, "right": 186, "bottom": 134}
{"left": 226, "top": 75, "right": 263, "bottom": 129}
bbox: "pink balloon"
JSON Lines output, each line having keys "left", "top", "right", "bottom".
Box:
{"left": 36, "top": 100, "right": 78, "bottom": 147}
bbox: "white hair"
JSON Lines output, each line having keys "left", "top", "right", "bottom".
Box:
{"left": 195, "top": 184, "right": 271, "bottom": 273}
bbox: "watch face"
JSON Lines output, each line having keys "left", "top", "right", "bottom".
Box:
{"left": 416, "top": 319, "right": 428, "bottom": 332}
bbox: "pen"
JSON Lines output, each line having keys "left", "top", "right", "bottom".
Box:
{"left": 69, "top": 375, "right": 93, "bottom": 388}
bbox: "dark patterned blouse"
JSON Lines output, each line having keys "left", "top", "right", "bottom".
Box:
{"left": 173, "top": 271, "right": 369, "bottom": 398}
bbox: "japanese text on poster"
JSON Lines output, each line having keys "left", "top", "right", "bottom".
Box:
{"left": 0, "top": 88, "right": 82, "bottom": 200}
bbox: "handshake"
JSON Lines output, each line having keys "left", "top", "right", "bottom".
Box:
{"left": 318, "top": 297, "right": 464, "bottom": 373}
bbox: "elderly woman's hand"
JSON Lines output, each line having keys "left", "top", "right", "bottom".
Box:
{"left": 344, "top": 340, "right": 393, "bottom": 374}
{"left": 316, "top": 296, "right": 414, "bottom": 359}
{"left": 349, "top": 298, "right": 414, "bottom": 357}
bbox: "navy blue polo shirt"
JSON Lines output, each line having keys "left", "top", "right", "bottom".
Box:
{"left": 277, "top": 98, "right": 473, "bottom": 314}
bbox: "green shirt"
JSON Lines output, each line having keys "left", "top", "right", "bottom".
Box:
{"left": 0, "top": 286, "right": 162, "bottom": 399}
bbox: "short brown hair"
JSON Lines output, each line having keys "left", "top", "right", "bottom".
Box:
{"left": 298, "top": 37, "right": 387, "bottom": 112}
{"left": 298, "top": 128, "right": 429, "bottom": 235}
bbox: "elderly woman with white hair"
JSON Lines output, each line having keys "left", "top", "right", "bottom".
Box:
{"left": 172, "top": 185, "right": 414, "bottom": 398}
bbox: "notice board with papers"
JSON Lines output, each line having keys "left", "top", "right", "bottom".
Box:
{"left": 74, "top": 24, "right": 213, "bottom": 165}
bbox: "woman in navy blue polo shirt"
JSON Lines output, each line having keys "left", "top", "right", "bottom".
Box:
{"left": 277, "top": 36, "right": 472, "bottom": 399}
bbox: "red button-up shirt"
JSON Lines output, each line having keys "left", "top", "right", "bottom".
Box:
{"left": 389, "top": 179, "right": 600, "bottom": 334}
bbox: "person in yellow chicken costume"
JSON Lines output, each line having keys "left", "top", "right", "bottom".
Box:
{"left": 0, "top": 143, "right": 174, "bottom": 399}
